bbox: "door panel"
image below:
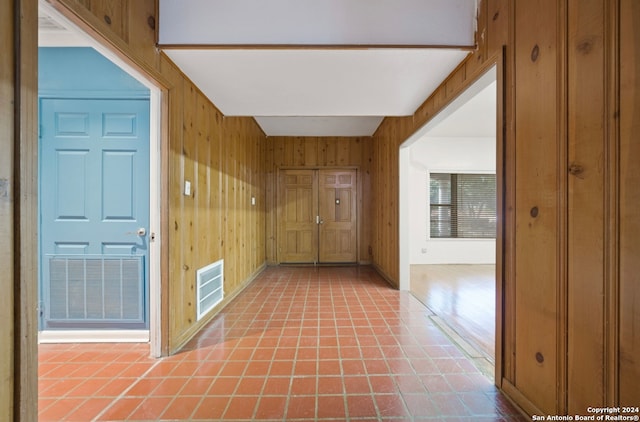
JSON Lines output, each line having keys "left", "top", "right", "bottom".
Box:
{"left": 319, "top": 170, "right": 357, "bottom": 263}
{"left": 40, "top": 98, "right": 150, "bottom": 329}
{"left": 278, "top": 170, "right": 318, "bottom": 263}
{"left": 278, "top": 169, "right": 357, "bottom": 264}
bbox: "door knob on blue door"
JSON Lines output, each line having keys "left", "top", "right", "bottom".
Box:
{"left": 126, "top": 228, "right": 147, "bottom": 236}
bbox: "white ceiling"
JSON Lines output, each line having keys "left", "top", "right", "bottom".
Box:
{"left": 426, "top": 80, "right": 496, "bottom": 138}
{"left": 159, "top": 0, "right": 477, "bottom": 136}
{"left": 39, "top": 0, "right": 479, "bottom": 137}
{"left": 162, "top": 48, "right": 470, "bottom": 114}
{"left": 254, "top": 116, "right": 385, "bottom": 137}
{"left": 158, "top": 0, "right": 476, "bottom": 46}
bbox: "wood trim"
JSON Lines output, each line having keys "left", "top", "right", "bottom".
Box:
{"left": 616, "top": 0, "right": 639, "bottom": 405}
{"left": 557, "top": 0, "right": 569, "bottom": 413}
{"left": 157, "top": 43, "right": 477, "bottom": 51}
{"left": 503, "top": 0, "right": 517, "bottom": 384}
{"left": 159, "top": 85, "right": 171, "bottom": 357}
{"left": 494, "top": 47, "right": 507, "bottom": 391}
{"left": 371, "top": 263, "right": 399, "bottom": 290}
{"left": 604, "top": 0, "right": 620, "bottom": 406}
{"left": 16, "top": 0, "right": 39, "bottom": 419}
{"left": 502, "top": 379, "right": 544, "bottom": 418}
{"left": 154, "top": 0, "right": 159, "bottom": 46}
{"left": 512, "top": 0, "right": 561, "bottom": 412}
{"left": 278, "top": 166, "right": 359, "bottom": 171}
{"left": 1, "top": 0, "right": 15, "bottom": 417}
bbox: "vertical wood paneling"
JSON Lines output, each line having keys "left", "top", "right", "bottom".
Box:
{"left": 239, "top": 120, "right": 248, "bottom": 281}
{"left": 86, "top": 0, "right": 128, "bottom": 42}
{"left": 495, "top": 49, "right": 512, "bottom": 388}
{"left": 368, "top": 0, "right": 629, "bottom": 415}
{"left": 210, "top": 110, "right": 223, "bottom": 264}
{"left": 224, "top": 119, "right": 236, "bottom": 290}
{"left": 488, "top": 0, "right": 510, "bottom": 53}
{"left": 181, "top": 82, "right": 197, "bottom": 328}
{"left": 604, "top": 1, "right": 620, "bottom": 404}
{"left": 160, "top": 54, "right": 185, "bottom": 347}
{"left": 158, "top": 55, "right": 266, "bottom": 350}
{"left": 196, "top": 92, "right": 211, "bottom": 270}
{"left": 265, "top": 138, "right": 277, "bottom": 262}
{"left": 128, "top": 0, "right": 158, "bottom": 69}
{"left": 502, "top": 2, "right": 517, "bottom": 386}
{"left": 513, "top": 0, "right": 561, "bottom": 413}
{"left": 567, "top": 0, "right": 606, "bottom": 411}
{"left": 476, "top": 0, "right": 489, "bottom": 63}
{"left": 619, "top": 0, "right": 640, "bottom": 405}
{"left": 7, "top": 1, "right": 636, "bottom": 416}
{"left": 17, "top": 1, "right": 39, "bottom": 418}
{"left": 2, "top": 0, "right": 38, "bottom": 418}
{"left": 370, "top": 115, "right": 411, "bottom": 285}
{"left": 304, "top": 138, "right": 318, "bottom": 166}
{"left": 360, "top": 138, "right": 373, "bottom": 262}
{"left": 1, "top": 2, "right": 16, "bottom": 418}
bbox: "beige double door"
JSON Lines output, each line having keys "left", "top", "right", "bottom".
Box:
{"left": 278, "top": 169, "right": 357, "bottom": 264}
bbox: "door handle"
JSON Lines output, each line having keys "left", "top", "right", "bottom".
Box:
{"left": 316, "top": 216, "right": 323, "bottom": 225}
{"left": 126, "top": 228, "right": 147, "bottom": 236}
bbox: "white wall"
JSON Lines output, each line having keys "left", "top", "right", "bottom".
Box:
{"left": 408, "top": 136, "right": 496, "bottom": 264}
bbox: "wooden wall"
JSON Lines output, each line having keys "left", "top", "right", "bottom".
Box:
{"left": 619, "top": 0, "right": 640, "bottom": 405}
{"left": 50, "top": 0, "right": 267, "bottom": 354}
{"left": 1, "top": 2, "right": 16, "bottom": 417}
{"left": 7, "top": 0, "right": 640, "bottom": 417}
{"left": 1, "top": 0, "right": 39, "bottom": 420}
{"left": 264, "top": 136, "right": 373, "bottom": 264}
{"left": 371, "top": 0, "right": 639, "bottom": 414}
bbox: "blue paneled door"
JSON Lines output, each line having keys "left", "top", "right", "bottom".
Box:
{"left": 39, "top": 98, "right": 150, "bottom": 330}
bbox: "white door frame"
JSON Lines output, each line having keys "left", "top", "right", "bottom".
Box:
{"left": 38, "top": 1, "right": 163, "bottom": 357}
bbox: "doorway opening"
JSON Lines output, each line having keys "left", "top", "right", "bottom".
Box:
{"left": 399, "top": 66, "right": 498, "bottom": 367}
{"left": 37, "top": 1, "right": 164, "bottom": 356}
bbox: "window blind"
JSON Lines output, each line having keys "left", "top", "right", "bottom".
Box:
{"left": 429, "top": 173, "right": 496, "bottom": 239}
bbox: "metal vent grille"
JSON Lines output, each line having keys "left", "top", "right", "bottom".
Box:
{"left": 47, "top": 256, "right": 144, "bottom": 327}
{"left": 38, "top": 14, "right": 68, "bottom": 32}
{"left": 196, "top": 259, "right": 224, "bottom": 320}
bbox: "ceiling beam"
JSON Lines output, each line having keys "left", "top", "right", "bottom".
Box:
{"left": 159, "top": 0, "right": 477, "bottom": 47}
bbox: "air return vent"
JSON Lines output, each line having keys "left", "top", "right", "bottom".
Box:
{"left": 46, "top": 255, "right": 144, "bottom": 328}
{"left": 196, "top": 259, "right": 224, "bottom": 320}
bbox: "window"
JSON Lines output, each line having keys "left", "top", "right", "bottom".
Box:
{"left": 429, "top": 173, "right": 496, "bottom": 239}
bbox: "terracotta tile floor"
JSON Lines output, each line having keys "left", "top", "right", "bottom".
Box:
{"left": 38, "top": 266, "right": 526, "bottom": 421}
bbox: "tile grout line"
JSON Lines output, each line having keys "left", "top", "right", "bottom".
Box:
{"left": 38, "top": 267, "right": 522, "bottom": 421}
{"left": 90, "top": 354, "right": 166, "bottom": 421}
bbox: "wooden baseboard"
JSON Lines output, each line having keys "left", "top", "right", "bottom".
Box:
{"left": 372, "top": 264, "right": 399, "bottom": 289}
{"left": 170, "top": 263, "right": 267, "bottom": 354}
{"left": 501, "top": 378, "right": 542, "bottom": 418}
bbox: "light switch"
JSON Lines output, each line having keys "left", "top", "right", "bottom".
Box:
{"left": 251, "top": 196, "right": 256, "bottom": 206}
{"left": 184, "top": 180, "right": 191, "bottom": 196}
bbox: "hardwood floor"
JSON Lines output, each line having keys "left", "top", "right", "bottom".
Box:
{"left": 410, "top": 265, "right": 495, "bottom": 361}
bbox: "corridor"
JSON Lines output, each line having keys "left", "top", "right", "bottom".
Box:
{"left": 38, "top": 266, "right": 524, "bottom": 421}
